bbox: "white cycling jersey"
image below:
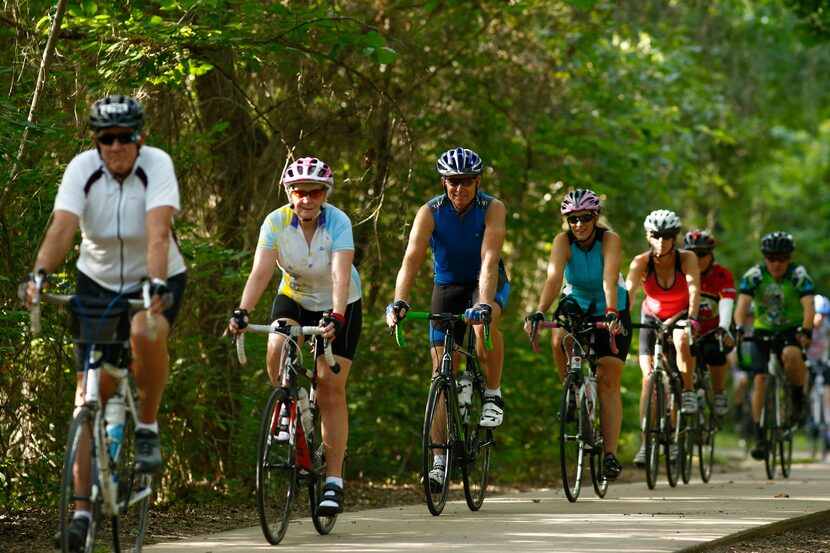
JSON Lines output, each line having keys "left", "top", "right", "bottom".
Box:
{"left": 54, "top": 146, "right": 187, "bottom": 292}
{"left": 257, "top": 204, "right": 362, "bottom": 311}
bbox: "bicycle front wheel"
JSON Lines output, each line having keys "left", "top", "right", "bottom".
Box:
{"left": 643, "top": 373, "right": 662, "bottom": 490}
{"left": 309, "top": 403, "right": 340, "bottom": 535}
{"left": 698, "top": 385, "right": 716, "bottom": 483}
{"left": 257, "top": 387, "right": 297, "bottom": 544}
{"left": 560, "top": 373, "right": 584, "bottom": 502}
{"left": 112, "top": 411, "right": 153, "bottom": 553}
{"left": 665, "top": 382, "right": 684, "bottom": 488}
{"left": 462, "top": 372, "right": 492, "bottom": 511}
{"left": 58, "top": 406, "right": 99, "bottom": 553}
{"left": 681, "top": 410, "right": 695, "bottom": 485}
{"left": 780, "top": 385, "right": 794, "bottom": 478}
{"left": 763, "top": 376, "right": 778, "bottom": 480}
{"left": 422, "top": 377, "right": 453, "bottom": 516}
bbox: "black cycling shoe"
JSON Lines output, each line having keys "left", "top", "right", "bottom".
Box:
{"left": 750, "top": 440, "right": 767, "bottom": 461}
{"left": 316, "top": 482, "right": 344, "bottom": 516}
{"left": 603, "top": 453, "right": 622, "bottom": 481}
{"left": 134, "top": 429, "right": 162, "bottom": 473}
{"left": 52, "top": 517, "right": 89, "bottom": 552}
{"left": 792, "top": 400, "right": 809, "bottom": 427}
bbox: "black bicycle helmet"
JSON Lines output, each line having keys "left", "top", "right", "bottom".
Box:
{"left": 760, "top": 231, "right": 795, "bottom": 254}
{"left": 88, "top": 95, "right": 145, "bottom": 131}
{"left": 682, "top": 229, "right": 716, "bottom": 251}
{"left": 435, "top": 147, "right": 483, "bottom": 177}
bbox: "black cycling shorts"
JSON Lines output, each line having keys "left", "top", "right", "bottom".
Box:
{"left": 638, "top": 312, "right": 689, "bottom": 359}
{"left": 72, "top": 270, "right": 186, "bottom": 372}
{"left": 585, "top": 309, "right": 633, "bottom": 361}
{"left": 748, "top": 327, "right": 801, "bottom": 376}
{"left": 269, "top": 294, "right": 362, "bottom": 361}
{"left": 692, "top": 332, "right": 734, "bottom": 366}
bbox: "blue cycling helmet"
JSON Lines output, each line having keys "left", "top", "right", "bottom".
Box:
{"left": 435, "top": 147, "right": 483, "bottom": 177}
{"left": 815, "top": 295, "right": 830, "bottom": 316}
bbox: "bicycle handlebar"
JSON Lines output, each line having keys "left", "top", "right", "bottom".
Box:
{"left": 529, "top": 319, "right": 617, "bottom": 355}
{"left": 236, "top": 322, "right": 339, "bottom": 373}
{"left": 393, "top": 310, "right": 493, "bottom": 351}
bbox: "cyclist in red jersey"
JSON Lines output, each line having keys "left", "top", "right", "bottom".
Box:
{"left": 682, "top": 230, "right": 736, "bottom": 416}
{"left": 626, "top": 210, "right": 700, "bottom": 467}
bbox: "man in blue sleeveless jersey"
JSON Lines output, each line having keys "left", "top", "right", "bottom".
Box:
{"left": 386, "top": 147, "right": 509, "bottom": 447}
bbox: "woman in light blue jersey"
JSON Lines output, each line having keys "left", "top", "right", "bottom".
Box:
{"left": 524, "top": 188, "right": 631, "bottom": 480}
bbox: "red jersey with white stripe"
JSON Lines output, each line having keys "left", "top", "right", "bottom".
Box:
{"left": 698, "top": 263, "right": 736, "bottom": 334}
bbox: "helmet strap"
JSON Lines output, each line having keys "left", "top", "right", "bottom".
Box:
{"left": 652, "top": 243, "right": 675, "bottom": 258}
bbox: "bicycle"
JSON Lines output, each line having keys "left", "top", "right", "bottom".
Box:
{"left": 739, "top": 333, "right": 797, "bottom": 480}
{"left": 235, "top": 316, "right": 342, "bottom": 545}
{"left": 528, "top": 305, "right": 617, "bottom": 502}
{"left": 393, "top": 310, "right": 495, "bottom": 516}
{"left": 807, "top": 360, "right": 830, "bottom": 461}
{"left": 24, "top": 273, "right": 155, "bottom": 553}
{"left": 685, "top": 329, "right": 724, "bottom": 484}
{"left": 633, "top": 311, "right": 692, "bottom": 490}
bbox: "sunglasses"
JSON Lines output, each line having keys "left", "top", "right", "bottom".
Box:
{"left": 693, "top": 250, "right": 711, "bottom": 258}
{"left": 97, "top": 132, "right": 139, "bottom": 146}
{"left": 765, "top": 254, "right": 791, "bottom": 264}
{"left": 290, "top": 188, "right": 326, "bottom": 200}
{"left": 444, "top": 176, "right": 477, "bottom": 187}
{"left": 567, "top": 213, "right": 596, "bottom": 225}
{"left": 649, "top": 231, "right": 676, "bottom": 240}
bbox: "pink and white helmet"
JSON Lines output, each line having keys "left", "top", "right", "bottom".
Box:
{"left": 560, "top": 189, "right": 602, "bottom": 215}
{"left": 282, "top": 157, "right": 334, "bottom": 196}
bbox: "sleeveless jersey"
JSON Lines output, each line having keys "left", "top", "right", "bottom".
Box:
{"left": 739, "top": 262, "right": 814, "bottom": 331}
{"left": 698, "top": 263, "right": 736, "bottom": 334}
{"left": 428, "top": 191, "right": 504, "bottom": 285}
{"left": 642, "top": 252, "right": 689, "bottom": 319}
{"left": 563, "top": 227, "right": 627, "bottom": 314}
{"left": 257, "top": 204, "right": 362, "bottom": 311}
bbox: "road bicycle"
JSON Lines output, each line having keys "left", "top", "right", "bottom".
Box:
{"left": 684, "top": 328, "right": 724, "bottom": 484}
{"left": 634, "top": 312, "right": 692, "bottom": 490}
{"left": 235, "top": 316, "right": 342, "bottom": 544}
{"left": 528, "top": 304, "right": 616, "bottom": 503}
{"left": 807, "top": 359, "right": 830, "bottom": 461}
{"left": 740, "top": 333, "right": 796, "bottom": 480}
{"left": 25, "top": 273, "right": 155, "bottom": 553}
{"left": 394, "top": 310, "right": 495, "bottom": 516}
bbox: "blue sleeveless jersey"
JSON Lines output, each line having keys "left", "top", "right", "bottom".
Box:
{"left": 428, "top": 192, "right": 497, "bottom": 285}
{"left": 563, "top": 228, "right": 628, "bottom": 314}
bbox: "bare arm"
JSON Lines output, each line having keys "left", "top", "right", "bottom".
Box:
{"left": 146, "top": 206, "right": 174, "bottom": 282}
{"left": 33, "top": 210, "right": 79, "bottom": 273}
{"left": 802, "top": 294, "right": 816, "bottom": 329}
{"left": 330, "top": 249, "right": 354, "bottom": 316}
{"left": 238, "top": 248, "right": 280, "bottom": 314}
{"left": 680, "top": 250, "right": 701, "bottom": 318}
{"left": 734, "top": 293, "right": 752, "bottom": 328}
{"left": 477, "top": 199, "right": 506, "bottom": 306}
{"left": 536, "top": 232, "right": 570, "bottom": 313}
{"left": 625, "top": 252, "right": 648, "bottom": 305}
{"left": 601, "top": 230, "right": 622, "bottom": 312}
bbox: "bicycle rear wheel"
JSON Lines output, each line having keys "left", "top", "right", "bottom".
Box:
{"left": 422, "top": 377, "right": 453, "bottom": 516}
{"left": 763, "top": 376, "right": 778, "bottom": 480}
{"left": 112, "top": 411, "right": 153, "bottom": 553}
{"left": 462, "top": 372, "right": 491, "bottom": 511}
{"left": 309, "top": 403, "right": 340, "bottom": 535}
{"left": 560, "top": 373, "right": 584, "bottom": 502}
{"left": 698, "top": 388, "right": 716, "bottom": 483}
{"left": 257, "top": 387, "right": 297, "bottom": 544}
{"left": 643, "top": 373, "right": 662, "bottom": 490}
{"left": 57, "top": 406, "right": 99, "bottom": 553}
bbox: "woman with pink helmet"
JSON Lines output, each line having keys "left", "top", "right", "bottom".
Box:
{"left": 524, "top": 188, "right": 631, "bottom": 480}
{"left": 229, "top": 156, "right": 361, "bottom": 516}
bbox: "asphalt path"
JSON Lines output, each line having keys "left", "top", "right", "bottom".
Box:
{"left": 146, "top": 456, "right": 830, "bottom": 553}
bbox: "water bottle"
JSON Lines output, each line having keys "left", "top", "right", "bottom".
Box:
{"left": 457, "top": 373, "right": 474, "bottom": 424}
{"left": 298, "top": 388, "right": 313, "bottom": 436}
{"left": 104, "top": 393, "right": 125, "bottom": 460}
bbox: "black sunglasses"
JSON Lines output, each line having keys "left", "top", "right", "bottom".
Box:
{"left": 444, "top": 176, "right": 477, "bottom": 187}
{"left": 649, "top": 231, "right": 676, "bottom": 240}
{"left": 693, "top": 250, "right": 711, "bottom": 258}
{"left": 765, "top": 254, "right": 791, "bottom": 263}
{"left": 567, "top": 213, "right": 596, "bottom": 225}
{"left": 97, "top": 132, "right": 139, "bottom": 146}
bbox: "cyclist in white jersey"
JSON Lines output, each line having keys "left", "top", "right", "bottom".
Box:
{"left": 229, "top": 157, "right": 362, "bottom": 516}
{"left": 21, "top": 95, "right": 186, "bottom": 551}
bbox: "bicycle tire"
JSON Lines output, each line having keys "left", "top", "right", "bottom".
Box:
{"left": 698, "top": 383, "right": 716, "bottom": 483}
{"left": 665, "top": 377, "right": 683, "bottom": 488}
{"left": 462, "top": 371, "right": 491, "bottom": 511}
{"left": 309, "top": 402, "right": 339, "bottom": 535}
{"left": 643, "top": 372, "right": 662, "bottom": 490}
{"left": 58, "top": 406, "right": 99, "bottom": 553}
{"left": 112, "top": 411, "right": 152, "bottom": 553}
{"left": 780, "top": 385, "right": 794, "bottom": 479}
{"left": 681, "top": 409, "right": 695, "bottom": 485}
{"left": 588, "top": 386, "right": 607, "bottom": 499}
{"left": 422, "top": 376, "right": 453, "bottom": 516}
{"left": 257, "top": 387, "right": 296, "bottom": 544}
{"left": 763, "top": 375, "right": 778, "bottom": 480}
{"left": 560, "top": 373, "right": 584, "bottom": 502}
